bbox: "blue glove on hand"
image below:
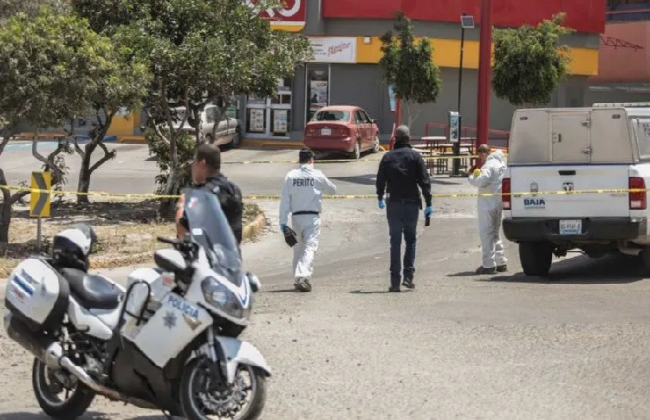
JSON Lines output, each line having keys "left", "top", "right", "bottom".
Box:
{"left": 424, "top": 206, "right": 433, "bottom": 218}
{"left": 280, "top": 223, "right": 286, "bottom": 233}
{"left": 378, "top": 200, "right": 385, "bottom": 210}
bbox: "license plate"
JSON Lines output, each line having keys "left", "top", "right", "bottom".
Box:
{"left": 559, "top": 219, "right": 582, "bottom": 235}
{"left": 321, "top": 128, "right": 331, "bottom": 136}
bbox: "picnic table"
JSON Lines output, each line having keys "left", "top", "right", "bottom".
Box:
{"left": 411, "top": 136, "right": 475, "bottom": 175}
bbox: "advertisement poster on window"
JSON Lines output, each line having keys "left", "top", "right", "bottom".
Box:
{"left": 273, "top": 110, "right": 288, "bottom": 134}
{"left": 310, "top": 81, "right": 328, "bottom": 106}
{"left": 249, "top": 109, "right": 265, "bottom": 133}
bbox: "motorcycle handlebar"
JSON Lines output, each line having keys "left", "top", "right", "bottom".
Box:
{"left": 156, "top": 236, "right": 177, "bottom": 245}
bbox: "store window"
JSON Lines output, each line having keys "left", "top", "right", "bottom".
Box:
{"left": 306, "top": 67, "right": 329, "bottom": 123}
{"left": 244, "top": 79, "right": 293, "bottom": 138}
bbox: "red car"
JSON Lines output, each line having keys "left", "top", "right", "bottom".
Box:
{"left": 303, "top": 105, "right": 380, "bottom": 159}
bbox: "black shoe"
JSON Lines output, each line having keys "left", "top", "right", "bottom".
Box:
{"left": 388, "top": 285, "right": 400, "bottom": 292}
{"left": 496, "top": 265, "right": 507, "bottom": 273}
{"left": 475, "top": 266, "right": 496, "bottom": 275}
{"left": 402, "top": 278, "right": 415, "bottom": 289}
{"left": 294, "top": 278, "right": 312, "bottom": 292}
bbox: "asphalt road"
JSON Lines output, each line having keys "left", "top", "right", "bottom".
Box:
{"left": 0, "top": 142, "right": 392, "bottom": 197}
{"left": 1, "top": 143, "right": 650, "bottom": 419}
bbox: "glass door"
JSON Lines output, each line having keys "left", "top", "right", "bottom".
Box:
{"left": 306, "top": 64, "right": 330, "bottom": 123}
{"left": 245, "top": 78, "right": 293, "bottom": 138}
{"left": 270, "top": 78, "right": 292, "bottom": 138}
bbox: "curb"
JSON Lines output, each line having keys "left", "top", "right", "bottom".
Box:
{"left": 242, "top": 212, "right": 267, "bottom": 240}
{"left": 1, "top": 209, "right": 268, "bottom": 279}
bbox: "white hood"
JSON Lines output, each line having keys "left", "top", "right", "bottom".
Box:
{"left": 486, "top": 149, "right": 505, "bottom": 165}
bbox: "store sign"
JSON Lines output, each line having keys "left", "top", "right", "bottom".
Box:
{"left": 245, "top": 0, "right": 306, "bottom": 31}
{"left": 309, "top": 37, "right": 357, "bottom": 64}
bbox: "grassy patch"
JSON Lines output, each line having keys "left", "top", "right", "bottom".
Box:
{"left": 0, "top": 200, "right": 263, "bottom": 277}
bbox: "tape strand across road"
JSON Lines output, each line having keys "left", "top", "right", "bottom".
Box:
{"left": 221, "top": 154, "right": 505, "bottom": 165}
{"left": 0, "top": 185, "right": 643, "bottom": 201}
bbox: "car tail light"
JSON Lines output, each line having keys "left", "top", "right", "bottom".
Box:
{"left": 502, "top": 177, "right": 511, "bottom": 210}
{"left": 337, "top": 127, "right": 350, "bottom": 138}
{"left": 629, "top": 177, "right": 647, "bottom": 210}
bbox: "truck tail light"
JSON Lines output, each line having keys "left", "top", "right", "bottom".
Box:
{"left": 502, "top": 177, "right": 511, "bottom": 210}
{"left": 629, "top": 177, "right": 647, "bottom": 210}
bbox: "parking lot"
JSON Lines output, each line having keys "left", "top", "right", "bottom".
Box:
{"left": 1, "top": 142, "right": 650, "bottom": 419}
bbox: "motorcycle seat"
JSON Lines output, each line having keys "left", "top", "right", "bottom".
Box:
{"left": 60, "top": 268, "right": 122, "bottom": 310}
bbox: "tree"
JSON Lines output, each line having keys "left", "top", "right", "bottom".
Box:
{"left": 0, "top": 0, "right": 68, "bottom": 21}
{"left": 379, "top": 11, "right": 442, "bottom": 128}
{"left": 65, "top": 1, "right": 151, "bottom": 204}
{"left": 492, "top": 13, "right": 575, "bottom": 107}
{"left": 95, "top": 0, "right": 313, "bottom": 216}
{"left": 0, "top": 6, "right": 120, "bottom": 242}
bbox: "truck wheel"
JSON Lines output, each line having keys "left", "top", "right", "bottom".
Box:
{"left": 639, "top": 247, "right": 650, "bottom": 269}
{"left": 519, "top": 241, "right": 553, "bottom": 277}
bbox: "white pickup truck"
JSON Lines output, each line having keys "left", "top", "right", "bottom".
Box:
{"left": 501, "top": 103, "right": 650, "bottom": 276}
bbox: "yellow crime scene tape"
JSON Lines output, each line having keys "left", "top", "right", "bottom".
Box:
{"left": 1, "top": 185, "right": 643, "bottom": 201}
{"left": 221, "top": 155, "right": 507, "bottom": 165}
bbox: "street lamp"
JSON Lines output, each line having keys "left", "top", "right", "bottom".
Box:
{"left": 453, "top": 12, "right": 475, "bottom": 176}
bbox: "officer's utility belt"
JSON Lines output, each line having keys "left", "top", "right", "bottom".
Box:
{"left": 293, "top": 211, "right": 319, "bottom": 216}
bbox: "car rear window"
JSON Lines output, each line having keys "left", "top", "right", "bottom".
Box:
{"left": 313, "top": 110, "right": 350, "bottom": 122}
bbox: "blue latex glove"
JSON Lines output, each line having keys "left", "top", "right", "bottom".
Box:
{"left": 424, "top": 206, "right": 433, "bottom": 218}
{"left": 280, "top": 223, "right": 286, "bottom": 233}
{"left": 378, "top": 200, "right": 385, "bottom": 209}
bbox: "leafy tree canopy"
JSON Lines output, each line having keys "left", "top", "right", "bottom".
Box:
{"left": 0, "top": 6, "right": 118, "bottom": 134}
{"left": 492, "top": 13, "right": 575, "bottom": 107}
{"left": 379, "top": 11, "right": 442, "bottom": 106}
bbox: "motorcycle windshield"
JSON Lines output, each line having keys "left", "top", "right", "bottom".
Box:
{"left": 182, "top": 188, "right": 242, "bottom": 286}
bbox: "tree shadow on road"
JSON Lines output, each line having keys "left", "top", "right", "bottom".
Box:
{"left": 449, "top": 253, "right": 647, "bottom": 285}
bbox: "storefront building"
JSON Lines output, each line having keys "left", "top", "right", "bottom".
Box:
{"left": 22, "top": 0, "right": 607, "bottom": 143}
{"left": 238, "top": 0, "right": 606, "bottom": 143}
{"left": 586, "top": 0, "right": 650, "bottom": 103}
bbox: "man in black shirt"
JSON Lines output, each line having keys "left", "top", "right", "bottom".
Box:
{"left": 176, "top": 143, "right": 244, "bottom": 253}
{"left": 375, "top": 125, "right": 433, "bottom": 292}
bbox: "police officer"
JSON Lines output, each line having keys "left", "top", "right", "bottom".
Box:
{"left": 176, "top": 143, "right": 244, "bottom": 252}
{"left": 279, "top": 148, "right": 337, "bottom": 292}
{"left": 376, "top": 125, "right": 433, "bottom": 292}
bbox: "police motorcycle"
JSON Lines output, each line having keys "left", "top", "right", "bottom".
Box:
{"left": 3, "top": 188, "right": 270, "bottom": 420}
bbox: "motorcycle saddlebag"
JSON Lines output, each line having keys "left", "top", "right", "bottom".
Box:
{"left": 4, "top": 258, "right": 70, "bottom": 333}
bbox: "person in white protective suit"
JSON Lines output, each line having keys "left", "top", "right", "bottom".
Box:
{"left": 279, "top": 148, "right": 337, "bottom": 292}
{"left": 468, "top": 144, "right": 508, "bottom": 274}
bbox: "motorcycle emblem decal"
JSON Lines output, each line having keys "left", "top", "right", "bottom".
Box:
{"left": 563, "top": 182, "right": 574, "bottom": 193}
{"left": 163, "top": 311, "right": 176, "bottom": 329}
{"left": 183, "top": 314, "right": 201, "bottom": 331}
{"left": 530, "top": 182, "right": 538, "bottom": 196}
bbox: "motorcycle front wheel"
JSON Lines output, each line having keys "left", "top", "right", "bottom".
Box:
{"left": 179, "top": 357, "right": 267, "bottom": 420}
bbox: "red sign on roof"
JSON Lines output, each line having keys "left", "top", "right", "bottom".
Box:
{"left": 246, "top": 0, "right": 306, "bottom": 31}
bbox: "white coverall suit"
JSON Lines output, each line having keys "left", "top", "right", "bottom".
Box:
{"left": 279, "top": 164, "right": 337, "bottom": 283}
{"left": 468, "top": 150, "right": 508, "bottom": 269}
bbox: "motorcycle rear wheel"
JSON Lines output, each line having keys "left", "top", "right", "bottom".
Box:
{"left": 179, "top": 357, "right": 267, "bottom": 420}
{"left": 32, "top": 358, "right": 96, "bottom": 419}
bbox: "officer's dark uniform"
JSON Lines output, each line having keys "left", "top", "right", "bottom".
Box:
{"left": 375, "top": 132, "right": 432, "bottom": 288}
{"left": 196, "top": 174, "right": 244, "bottom": 247}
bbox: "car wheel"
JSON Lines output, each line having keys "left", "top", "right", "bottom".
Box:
{"left": 372, "top": 135, "right": 380, "bottom": 153}
{"left": 350, "top": 141, "right": 361, "bottom": 160}
{"left": 231, "top": 128, "right": 242, "bottom": 149}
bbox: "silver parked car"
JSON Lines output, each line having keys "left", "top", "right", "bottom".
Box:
{"left": 171, "top": 104, "right": 242, "bottom": 149}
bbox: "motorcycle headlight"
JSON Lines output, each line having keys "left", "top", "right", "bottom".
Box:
{"left": 201, "top": 277, "right": 243, "bottom": 319}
